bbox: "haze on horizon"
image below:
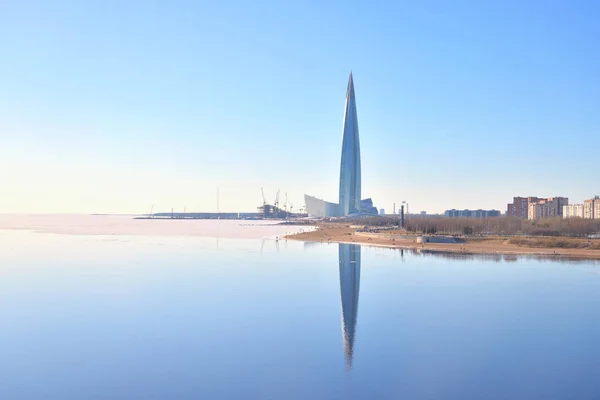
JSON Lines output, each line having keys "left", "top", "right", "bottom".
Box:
{"left": 2, "top": 1, "right": 599, "bottom": 215}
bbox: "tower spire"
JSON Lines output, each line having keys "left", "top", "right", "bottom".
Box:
{"left": 339, "top": 72, "right": 361, "bottom": 215}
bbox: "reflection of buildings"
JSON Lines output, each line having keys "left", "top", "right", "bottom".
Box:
{"left": 304, "top": 73, "right": 378, "bottom": 217}
{"left": 338, "top": 243, "right": 361, "bottom": 369}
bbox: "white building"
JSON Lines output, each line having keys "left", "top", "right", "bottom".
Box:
{"left": 562, "top": 204, "right": 584, "bottom": 218}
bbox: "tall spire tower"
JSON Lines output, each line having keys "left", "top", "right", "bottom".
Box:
{"left": 338, "top": 72, "right": 362, "bottom": 215}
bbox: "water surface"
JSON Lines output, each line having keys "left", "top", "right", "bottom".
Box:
{"left": 1, "top": 221, "right": 600, "bottom": 399}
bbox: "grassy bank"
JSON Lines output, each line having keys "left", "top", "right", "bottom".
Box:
{"left": 508, "top": 237, "right": 600, "bottom": 250}
{"left": 344, "top": 215, "right": 600, "bottom": 238}
{"left": 285, "top": 223, "right": 600, "bottom": 260}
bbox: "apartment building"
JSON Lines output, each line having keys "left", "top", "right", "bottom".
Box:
{"left": 583, "top": 196, "right": 600, "bottom": 219}
{"left": 444, "top": 209, "right": 501, "bottom": 218}
{"left": 527, "top": 197, "right": 569, "bottom": 220}
{"left": 507, "top": 197, "right": 541, "bottom": 219}
{"left": 562, "top": 204, "right": 584, "bottom": 218}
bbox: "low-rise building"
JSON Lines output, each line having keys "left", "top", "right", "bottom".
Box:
{"left": 444, "top": 209, "right": 501, "bottom": 218}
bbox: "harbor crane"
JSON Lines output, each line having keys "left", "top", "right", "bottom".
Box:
{"left": 274, "top": 189, "right": 280, "bottom": 211}
{"left": 258, "top": 187, "right": 295, "bottom": 219}
{"left": 261, "top": 187, "right": 267, "bottom": 218}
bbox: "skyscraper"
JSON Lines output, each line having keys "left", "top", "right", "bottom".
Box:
{"left": 304, "top": 73, "right": 376, "bottom": 217}
{"left": 338, "top": 72, "right": 362, "bottom": 215}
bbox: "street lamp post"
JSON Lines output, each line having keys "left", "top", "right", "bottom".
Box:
{"left": 401, "top": 200, "right": 409, "bottom": 230}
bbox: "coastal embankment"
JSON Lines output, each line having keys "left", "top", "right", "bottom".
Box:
{"left": 285, "top": 223, "right": 600, "bottom": 260}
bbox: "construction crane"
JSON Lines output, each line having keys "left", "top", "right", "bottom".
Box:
{"left": 261, "top": 187, "right": 267, "bottom": 218}
{"left": 274, "top": 189, "right": 280, "bottom": 212}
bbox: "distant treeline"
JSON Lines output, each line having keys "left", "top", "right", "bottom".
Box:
{"left": 352, "top": 216, "right": 600, "bottom": 237}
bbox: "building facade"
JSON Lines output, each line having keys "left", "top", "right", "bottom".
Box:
{"left": 444, "top": 209, "right": 501, "bottom": 218}
{"left": 338, "top": 72, "right": 362, "bottom": 216}
{"left": 583, "top": 196, "right": 600, "bottom": 219}
{"left": 507, "top": 197, "right": 541, "bottom": 219}
{"left": 360, "top": 199, "right": 378, "bottom": 215}
{"left": 528, "top": 203, "right": 543, "bottom": 220}
{"left": 584, "top": 199, "right": 594, "bottom": 219}
{"left": 562, "top": 204, "right": 584, "bottom": 218}
{"left": 304, "top": 73, "right": 377, "bottom": 218}
{"left": 304, "top": 195, "right": 341, "bottom": 218}
{"left": 527, "top": 197, "right": 569, "bottom": 220}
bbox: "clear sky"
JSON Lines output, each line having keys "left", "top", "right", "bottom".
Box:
{"left": 2, "top": 0, "right": 599, "bottom": 214}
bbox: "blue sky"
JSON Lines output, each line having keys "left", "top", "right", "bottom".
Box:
{"left": 1, "top": 0, "right": 599, "bottom": 214}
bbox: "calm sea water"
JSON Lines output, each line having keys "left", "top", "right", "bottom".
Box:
{"left": 1, "top": 220, "right": 600, "bottom": 399}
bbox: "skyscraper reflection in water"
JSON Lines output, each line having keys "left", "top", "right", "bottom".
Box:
{"left": 338, "top": 243, "right": 361, "bottom": 370}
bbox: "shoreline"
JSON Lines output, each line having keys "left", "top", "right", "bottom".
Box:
{"left": 285, "top": 224, "right": 600, "bottom": 261}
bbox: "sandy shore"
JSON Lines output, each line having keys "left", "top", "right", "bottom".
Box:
{"left": 285, "top": 224, "right": 600, "bottom": 260}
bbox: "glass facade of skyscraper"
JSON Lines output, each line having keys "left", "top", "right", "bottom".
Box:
{"left": 338, "top": 72, "right": 362, "bottom": 216}
{"left": 304, "top": 73, "right": 377, "bottom": 218}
